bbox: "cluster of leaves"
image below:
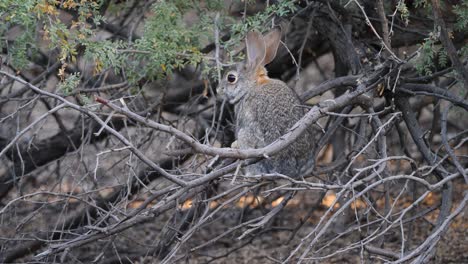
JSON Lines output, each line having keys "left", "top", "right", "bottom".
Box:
{"left": 411, "top": 0, "right": 468, "bottom": 76}
{"left": 81, "top": 0, "right": 297, "bottom": 83}
{"left": 1, "top": 0, "right": 40, "bottom": 69}
{"left": 1, "top": 0, "right": 103, "bottom": 69}
{"left": 453, "top": 0, "right": 468, "bottom": 72}
{"left": 41, "top": 0, "right": 104, "bottom": 62}
{"left": 222, "top": 1, "right": 296, "bottom": 49}
{"left": 57, "top": 72, "right": 80, "bottom": 95}
{"left": 415, "top": 34, "right": 449, "bottom": 76}
{"left": 79, "top": 0, "right": 221, "bottom": 83}
{"left": 126, "top": 1, "right": 208, "bottom": 81}
{"left": 396, "top": 1, "right": 410, "bottom": 26}
{"left": 454, "top": 0, "right": 468, "bottom": 32}
{"left": 2, "top": 0, "right": 298, "bottom": 88}
{"left": 7, "top": 0, "right": 465, "bottom": 89}
{"left": 413, "top": 0, "right": 430, "bottom": 8}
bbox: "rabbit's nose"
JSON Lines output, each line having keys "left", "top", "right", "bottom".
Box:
{"left": 215, "top": 87, "right": 226, "bottom": 102}
{"left": 216, "top": 86, "right": 223, "bottom": 95}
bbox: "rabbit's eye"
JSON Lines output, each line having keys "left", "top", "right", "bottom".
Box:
{"left": 226, "top": 72, "right": 238, "bottom": 84}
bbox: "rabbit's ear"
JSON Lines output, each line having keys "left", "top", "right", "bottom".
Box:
{"left": 262, "top": 28, "right": 282, "bottom": 65}
{"left": 246, "top": 31, "right": 266, "bottom": 70}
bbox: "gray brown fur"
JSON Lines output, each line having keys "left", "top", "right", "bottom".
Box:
{"left": 217, "top": 29, "right": 316, "bottom": 177}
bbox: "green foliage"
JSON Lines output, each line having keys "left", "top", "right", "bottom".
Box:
{"left": 8, "top": 30, "right": 37, "bottom": 69}
{"left": 131, "top": 1, "right": 204, "bottom": 79}
{"left": 437, "top": 48, "right": 448, "bottom": 68}
{"left": 415, "top": 35, "right": 448, "bottom": 76}
{"left": 83, "top": 40, "right": 128, "bottom": 75}
{"left": 414, "top": 0, "right": 429, "bottom": 8}
{"left": 3, "top": 0, "right": 465, "bottom": 87}
{"left": 224, "top": 1, "right": 296, "bottom": 49}
{"left": 79, "top": 94, "right": 93, "bottom": 105}
{"left": 57, "top": 72, "right": 80, "bottom": 95}
{"left": 81, "top": 0, "right": 297, "bottom": 83}
{"left": 454, "top": 0, "right": 468, "bottom": 32}
{"left": 0, "top": 0, "right": 37, "bottom": 26}
{"left": 460, "top": 45, "right": 468, "bottom": 59}
{"left": 396, "top": 1, "right": 410, "bottom": 25}
{"left": 415, "top": 36, "right": 436, "bottom": 76}
{"left": 41, "top": 0, "right": 104, "bottom": 62}
{"left": 410, "top": 0, "right": 467, "bottom": 76}
{"left": 2, "top": 0, "right": 297, "bottom": 85}
{"left": 0, "top": 0, "right": 38, "bottom": 69}
{"left": 1, "top": 0, "right": 104, "bottom": 69}
{"left": 415, "top": 35, "right": 453, "bottom": 76}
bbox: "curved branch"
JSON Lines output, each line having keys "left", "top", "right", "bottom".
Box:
{"left": 398, "top": 83, "right": 468, "bottom": 111}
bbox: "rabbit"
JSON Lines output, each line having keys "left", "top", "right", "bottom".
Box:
{"left": 217, "top": 29, "right": 317, "bottom": 177}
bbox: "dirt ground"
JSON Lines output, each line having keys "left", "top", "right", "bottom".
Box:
{"left": 61, "top": 178, "right": 466, "bottom": 264}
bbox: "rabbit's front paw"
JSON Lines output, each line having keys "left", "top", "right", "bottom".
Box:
{"left": 231, "top": 140, "right": 239, "bottom": 149}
